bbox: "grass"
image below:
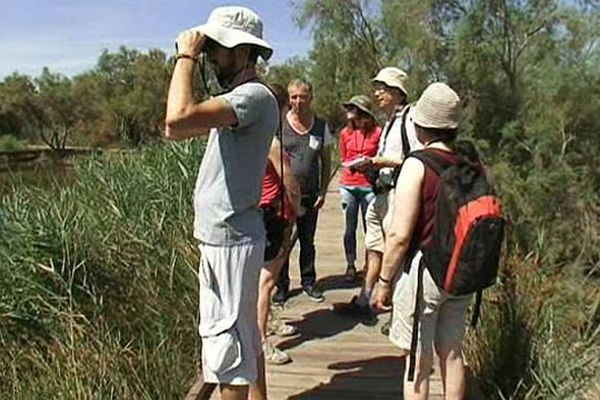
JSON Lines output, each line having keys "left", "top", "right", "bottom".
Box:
{"left": 0, "top": 135, "right": 26, "bottom": 152}
{"left": 464, "top": 158, "right": 600, "bottom": 400}
{"left": 0, "top": 141, "right": 205, "bottom": 399}
{"left": 0, "top": 137, "right": 598, "bottom": 398}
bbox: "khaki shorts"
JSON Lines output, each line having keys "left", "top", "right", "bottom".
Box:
{"left": 389, "top": 252, "right": 471, "bottom": 356}
{"left": 364, "top": 190, "right": 395, "bottom": 253}
{"left": 198, "top": 241, "right": 264, "bottom": 385}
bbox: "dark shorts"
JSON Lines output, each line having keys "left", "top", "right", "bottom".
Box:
{"left": 262, "top": 207, "right": 288, "bottom": 262}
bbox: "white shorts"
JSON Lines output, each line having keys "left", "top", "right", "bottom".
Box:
{"left": 389, "top": 252, "right": 471, "bottom": 357}
{"left": 198, "top": 241, "right": 264, "bottom": 385}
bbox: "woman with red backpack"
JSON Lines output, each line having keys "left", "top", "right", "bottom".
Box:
{"left": 372, "top": 82, "right": 504, "bottom": 400}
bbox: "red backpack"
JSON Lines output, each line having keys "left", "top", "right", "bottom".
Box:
{"left": 406, "top": 145, "right": 505, "bottom": 381}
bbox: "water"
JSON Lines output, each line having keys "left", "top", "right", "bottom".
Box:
{"left": 0, "top": 161, "right": 74, "bottom": 196}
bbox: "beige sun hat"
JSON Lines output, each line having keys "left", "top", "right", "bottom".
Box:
{"left": 372, "top": 67, "right": 409, "bottom": 96}
{"left": 342, "top": 95, "right": 377, "bottom": 120}
{"left": 412, "top": 82, "right": 461, "bottom": 129}
{"left": 193, "top": 6, "right": 273, "bottom": 60}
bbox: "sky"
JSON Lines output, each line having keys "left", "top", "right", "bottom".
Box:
{"left": 0, "top": 0, "right": 313, "bottom": 79}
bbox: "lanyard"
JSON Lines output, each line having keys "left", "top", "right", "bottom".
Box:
{"left": 353, "top": 127, "right": 367, "bottom": 154}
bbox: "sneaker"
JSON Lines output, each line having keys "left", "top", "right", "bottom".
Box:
{"left": 302, "top": 285, "right": 325, "bottom": 303}
{"left": 344, "top": 265, "right": 357, "bottom": 282}
{"left": 267, "top": 318, "right": 298, "bottom": 337}
{"left": 263, "top": 341, "right": 291, "bottom": 365}
{"left": 272, "top": 287, "right": 289, "bottom": 305}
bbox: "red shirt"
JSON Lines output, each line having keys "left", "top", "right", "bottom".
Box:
{"left": 339, "top": 125, "right": 382, "bottom": 187}
{"left": 260, "top": 159, "right": 294, "bottom": 222}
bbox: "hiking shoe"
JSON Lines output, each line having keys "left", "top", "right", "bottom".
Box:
{"left": 272, "top": 287, "right": 289, "bottom": 305}
{"left": 267, "top": 318, "right": 298, "bottom": 337}
{"left": 302, "top": 285, "right": 324, "bottom": 303}
{"left": 344, "top": 265, "right": 357, "bottom": 282}
{"left": 263, "top": 342, "right": 291, "bottom": 365}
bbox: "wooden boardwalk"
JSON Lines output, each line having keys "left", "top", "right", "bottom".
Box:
{"left": 251, "top": 175, "right": 445, "bottom": 399}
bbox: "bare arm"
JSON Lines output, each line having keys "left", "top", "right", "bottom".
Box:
{"left": 369, "top": 156, "right": 403, "bottom": 169}
{"left": 372, "top": 157, "right": 424, "bottom": 310}
{"left": 269, "top": 137, "right": 302, "bottom": 217}
{"left": 164, "top": 30, "right": 238, "bottom": 140}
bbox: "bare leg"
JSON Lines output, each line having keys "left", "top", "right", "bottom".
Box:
{"left": 248, "top": 353, "right": 267, "bottom": 400}
{"left": 256, "top": 258, "right": 284, "bottom": 342}
{"left": 403, "top": 354, "right": 433, "bottom": 400}
{"left": 436, "top": 344, "right": 466, "bottom": 400}
{"left": 220, "top": 384, "right": 248, "bottom": 400}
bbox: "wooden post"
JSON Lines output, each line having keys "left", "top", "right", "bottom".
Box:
{"left": 183, "top": 375, "right": 217, "bottom": 400}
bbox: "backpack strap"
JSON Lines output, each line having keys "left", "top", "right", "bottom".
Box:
{"left": 400, "top": 105, "right": 411, "bottom": 159}
{"left": 471, "top": 290, "right": 483, "bottom": 328}
{"left": 408, "top": 149, "right": 453, "bottom": 176}
{"left": 407, "top": 259, "right": 425, "bottom": 382}
{"left": 389, "top": 106, "right": 412, "bottom": 187}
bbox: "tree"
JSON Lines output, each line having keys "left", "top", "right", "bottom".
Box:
{"left": 264, "top": 56, "right": 312, "bottom": 87}
{"left": 293, "top": 0, "right": 385, "bottom": 128}
{"left": 93, "top": 47, "right": 171, "bottom": 146}
{"left": 0, "top": 73, "right": 38, "bottom": 140}
{"left": 32, "top": 68, "right": 81, "bottom": 150}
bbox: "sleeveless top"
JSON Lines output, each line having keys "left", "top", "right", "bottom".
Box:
{"left": 414, "top": 148, "right": 459, "bottom": 249}
{"left": 282, "top": 115, "right": 327, "bottom": 197}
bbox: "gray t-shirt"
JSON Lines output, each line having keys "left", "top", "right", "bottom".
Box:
{"left": 193, "top": 82, "right": 278, "bottom": 245}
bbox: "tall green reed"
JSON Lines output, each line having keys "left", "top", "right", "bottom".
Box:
{"left": 0, "top": 141, "right": 205, "bottom": 398}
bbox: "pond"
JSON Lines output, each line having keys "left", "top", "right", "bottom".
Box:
{"left": 0, "top": 161, "right": 74, "bottom": 196}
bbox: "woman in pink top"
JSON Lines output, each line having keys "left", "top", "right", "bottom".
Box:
{"left": 339, "top": 95, "right": 382, "bottom": 280}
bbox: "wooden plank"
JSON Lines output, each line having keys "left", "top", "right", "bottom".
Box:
{"left": 252, "top": 173, "right": 446, "bottom": 399}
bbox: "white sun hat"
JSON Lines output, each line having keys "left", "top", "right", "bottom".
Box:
{"left": 372, "top": 67, "right": 409, "bottom": 96}
{"left": 412, "top": 82, "right": 461, "bottom": 129}
{"left": 193, "top": 6, "right": 273, "bottom": 60}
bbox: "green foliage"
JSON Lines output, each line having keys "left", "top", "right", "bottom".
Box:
{"left": 0, "top": 0, "right": 599, "bottom": 397}
{"left": 0, "top": 142, "right": 205, "bottom": 398}
{"left": 266, "top": 56, "right": 312, "bottom": 88}
{"left": 287, "top": 0, "right": 384, "bottom": 129}
{"left": 0, "top": 47, "right": 172, "bottom": 149}
{"left": 292, "top": 0, "right": 600, "bottom": 398}
{"left": 92, "top": 47, "right": 171, "bottom": 146}
{"left": 0, "top": 134, "right": 26, "bottom": 151}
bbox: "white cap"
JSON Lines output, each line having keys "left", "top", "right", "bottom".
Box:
{"left": 413, "top": 83, "right": 460, "bottom": 129}
{"left": 372, "top": 67, "right": 409, "bottom": 96}
{"left": 194, "top": 6, "right": 273, "bottom": 60}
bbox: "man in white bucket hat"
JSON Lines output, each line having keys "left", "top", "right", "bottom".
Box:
{"left": 165, "top": 6, "right": 277, "bottom": 400}
{"left": 336, "top": 67, "right": 422, "bottom": 325}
